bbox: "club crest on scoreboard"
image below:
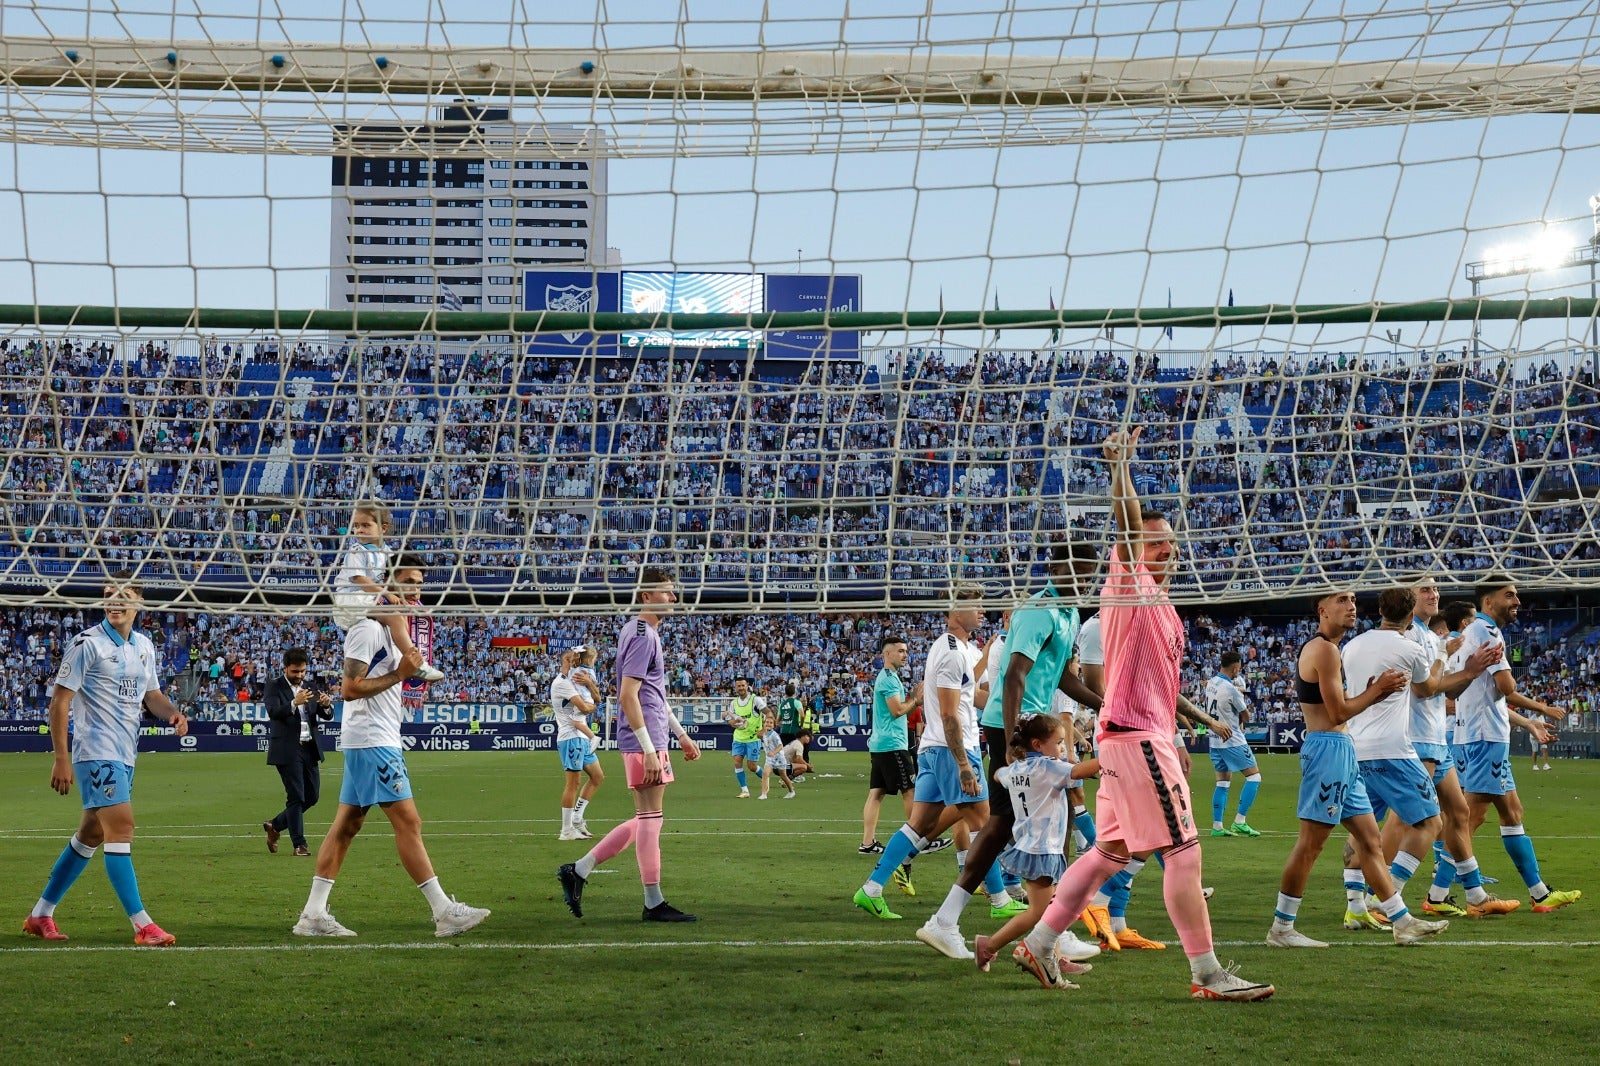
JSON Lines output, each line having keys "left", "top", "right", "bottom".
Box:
{"left": 545, "top": 284, "right": 594, "bottom": 342}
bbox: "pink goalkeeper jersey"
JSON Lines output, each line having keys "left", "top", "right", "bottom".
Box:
{"left": 1098, "top": 554, "right": 1184, "bottom": 736}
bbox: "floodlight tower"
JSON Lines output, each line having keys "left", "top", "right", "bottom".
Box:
{"left": 1464, "top": 201, "right": 1600, "bottom": 362}
{"left": 1591, "top": 193, "right": 1600, "bottom": 352}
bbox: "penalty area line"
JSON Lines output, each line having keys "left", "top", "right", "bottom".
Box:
{"left": 4, "top": 937, "right": 1597, "bottom": 955}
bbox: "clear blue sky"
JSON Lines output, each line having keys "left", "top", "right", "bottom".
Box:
{"left": 4, "top": 0, "right": 1600, "bottom": 352}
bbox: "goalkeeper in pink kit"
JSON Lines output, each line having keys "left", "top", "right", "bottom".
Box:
{"left": 1013, "top": 427, "right": 1275, "bottom": 1001}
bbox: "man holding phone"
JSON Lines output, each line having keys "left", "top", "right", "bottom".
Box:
{"left": 262, "top": 647, "right": 335, "bottom": 857}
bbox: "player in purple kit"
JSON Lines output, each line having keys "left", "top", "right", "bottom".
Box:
{"left": 559, "top": 567, "right": 703, "bottom": 922}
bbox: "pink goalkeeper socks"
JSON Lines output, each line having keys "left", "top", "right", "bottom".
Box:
{"left": 1161, "top": 840, "right": 1214, "bottom": 957}
{"left": 1039, "top": 846, "right": 1129, "bottom": 934}
{"left": 635, "top": 811, "right": 663, "bottom": 885}
{"left": 587, "top": 818, "right": 638, "bottom": 866}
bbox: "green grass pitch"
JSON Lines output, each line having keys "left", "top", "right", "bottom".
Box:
{"left": 2, "top": 750, "right": 1598, "bottom": 1064}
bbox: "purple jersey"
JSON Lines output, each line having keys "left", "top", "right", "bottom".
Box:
{"left": 615, "top": 614, "right": 669, "bottom": 753}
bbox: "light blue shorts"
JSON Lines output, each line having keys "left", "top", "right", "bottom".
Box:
{"left": 1458, "top": 740, "right": 1515, "bottom": 796}
{"left": 77, "top": 760, "right": 134, "bottom": 809}
{"left": 914, "top": 746, "right": 988, "bottom": 806}
{"left": 1413, "top": 742, "right": 1455, "bottom": 786}
{"left": 1208, "top": 743, "right": 1257, "bottom": 773}
{"left": 1358, "top": 758, "right": 1441, "bottom": 826}
{"left": 1296, "top": 732, "right": 1372, "bottom": 825}
{"left": 340, "top": 746, "right": 413, "bottom": 808}
{"left": 731, "top": 738, "right": 764, "bottom": 761}
{"left": 560, "top": 737, "right": 598, "bottom": 772}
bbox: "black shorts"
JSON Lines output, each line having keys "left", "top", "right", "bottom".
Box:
{"left": 869, "top": 749, "right": 917, "bottom": 795}
{"left": 983, "top": 725, "right": 1014, "bottom": 821}
{"left": 779, "top": 731, "right": 799, "bottom": 747}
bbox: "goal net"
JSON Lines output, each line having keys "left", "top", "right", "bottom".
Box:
{"left": 4, "top": 2, "right": 1600, "bottom": 617}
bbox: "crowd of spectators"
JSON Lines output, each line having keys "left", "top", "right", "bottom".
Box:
{"left": 5, "top": 330, "right": 1600, "bottom": 736}
{"left": 6, "top": 333, "right": 1600, "bottom": 603}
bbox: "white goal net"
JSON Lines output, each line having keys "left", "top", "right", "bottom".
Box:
{"left": 4, "top": 1, "right": 1600, "bottom": 615}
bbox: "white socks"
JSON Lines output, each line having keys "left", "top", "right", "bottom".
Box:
{"left": 419, "top": 875, "right": 451, "bottom": 918}
{"left": 1189, "top": 950, "right": 1222, "bottom": 981}
{"left": 307, "top": 875, "right": 335, "bottom": 916}
{"left": 1375, "top": 893, "right": 1407, "bottom": 919}
{"left": 935, "top": 886, "right": 972, "bottom": 927}
{"left": 1271, "top": 891, "right": 1301, "bottom": 930}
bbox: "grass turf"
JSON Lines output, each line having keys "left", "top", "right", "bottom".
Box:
{"left": 1, "top": 750, "right": 1598, "bottom": 1065}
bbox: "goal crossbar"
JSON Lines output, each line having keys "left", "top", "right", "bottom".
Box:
{"left": 5, "top": 37, "right": 1600, "bottom": 114}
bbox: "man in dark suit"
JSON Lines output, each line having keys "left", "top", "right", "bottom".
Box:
{"left": 262, "top": 647, "right": 334, "bottom": 857}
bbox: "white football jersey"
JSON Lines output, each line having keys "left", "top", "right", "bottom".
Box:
{"left": 1454, "top": 615, "right": 1511, "bottom": 744}
{"left": 1049, "top": 689, "right": 1080, "bottom": 765}
{"left": 921, "top": 632, "right": 982, "bottom": 753}
{"left": 1076, "top": 615, "right": 1103, "bottom": 667}
{"left": 1342, "top": 627, "right": 1431, "bottom": 760}
{"left": 1405, "top": 620, "right": 1449, "bottom": 747}
{"left": 53, "top": 621, "right": 162, "bottom": 765}
{"left": 338, "top": 619, "right": 406, "bottom": 750}
{"left": 551, "top": 673, "right": 591, "bottom": 742}
{"left": 1203, "top": 674, "right": 1250, "bottom": 750}
{"left": 994, "top": 755, "right": 1076, "bottom": 855}
{"left": 980, "top": 631, "right": 1007, "bottom": 719}
{"left": 334, "top": 538, "right": 389, "bottom": 595}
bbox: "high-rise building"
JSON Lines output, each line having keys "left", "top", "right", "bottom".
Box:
{"left": 329, "top": 105, "right": 608, "bottom": 320}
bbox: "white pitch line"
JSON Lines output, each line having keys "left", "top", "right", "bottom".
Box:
{"left": 2, "top": 937, "right": 1595, "bottom": 956}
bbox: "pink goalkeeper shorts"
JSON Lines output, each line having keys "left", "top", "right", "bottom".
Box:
{"left": 623, "top": 750, "right": 675, "bottom": 789}
{"left": 1093, "top": 728, "right": 1198, "bottom": 853}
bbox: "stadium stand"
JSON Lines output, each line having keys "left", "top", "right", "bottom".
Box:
{"left": 4, "top": 333, "right": 1600, "bottom": 728}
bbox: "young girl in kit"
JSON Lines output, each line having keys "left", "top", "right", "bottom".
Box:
{"left": 976, "top": 713, "right": 1098, "bottom": 988}
{"left": 331, "top": 503, "right": 444, "bottom": 682}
